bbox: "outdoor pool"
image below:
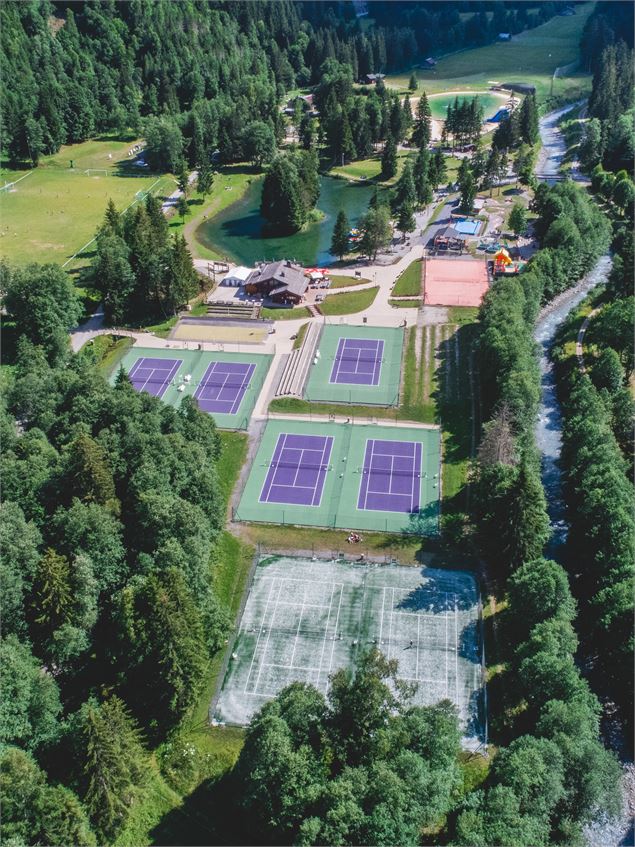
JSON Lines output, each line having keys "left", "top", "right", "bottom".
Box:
{"left": 454, "top": 218, "right": 481, "bottom": 235}
{"left": 427, "top": 91, "right": 506, "bottom": 121}
{"left": 195, "top": 175, "right": 376, "bottom": 267}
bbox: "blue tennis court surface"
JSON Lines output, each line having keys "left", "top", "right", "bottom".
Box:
{"left": 330, "top": 337, "right": 384, "bottom": 386}
{"left": 358, "top": 439, "right": 423, "bottom": 513}
{"left": 260, "top": 433, "right": 334, "bottom": 507}
{"left": 128, "top": 357, "right": 182, "bottom": 398}
{"left": 454, "top": 219, "right": 479, "bottom": 235}
{"left": 194, "top": 361, "right": 256, "bottom": 414}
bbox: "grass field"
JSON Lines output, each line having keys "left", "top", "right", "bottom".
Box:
{"left": 0, "top": 137, "right": 172, "bottom": 269}
{"left": 393, "top": 259, "right": 423, "bottom": 297}
{"left": 386, "top": 3, "right": 594, "bottom": 103}
{"left": 261, "top": 305, "right": 312, "bottom": 321}
{"left": 319, "top": 285, "right": 379, "bottom": 316}
{"left": 329, "top": 150, "right": 411, "bottom": 184}
{"left": 328, "top": 274, "right": 371, "bottom": 288}
{"left": 390, "top": 298, "right": 422, "bottom": 308}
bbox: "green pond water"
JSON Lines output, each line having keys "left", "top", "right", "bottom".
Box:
{"left": 428, "top": 92, "right": 504, "bottom": 121}
{"left": 195, "top": 175, "right": 375, "bottom": 268}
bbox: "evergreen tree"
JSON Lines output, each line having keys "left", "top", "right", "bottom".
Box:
{"left": 243, "top": 121, "right": 277, "bottom": 168}
{"left": 519, "top": 93, "right": 539, "bottom": 146}
{"left": 412, "top": 92, "right": 431, "bottom": 149}
{"left": 396, "top": 203, "right": 416, "bottom": 239}
{"left": 177, "top": 162, "right": 189, "bottom": 197}
{"left": 413, "top": 146, "right": 433, "bottom": 206}
{"left": 401, "top": 94, "right": 413, "bottom": 135}
{"left": 79, "top": 696, "right": 146, "bottom": 839}
{"left": 93, "top": 233, "right": 135, "bottom": 324}
{"left": 32, "top": 549, "right": 73, "bottom": 637}
{"left": 330, "top": 210, "right": 350, "bottom": 261}
{"left": 432, "top": 148, "right": 447, "bottom": 188}
{"left": 391, "top": 160, "right": 416, "bottom": 212}
{"left": 177, "top": 194, "right": 188, "bottom": 223}
{"left": 165, "top": 234, "right": 199, "bottom": 312}
{"left": 261, "top": 155, "right": 306, "bottom": 233}
{"left": 63, "top": 433, "right": 116, "bottom": 507}
{"left": 459, "top": 170, "right": 476, "bottom": 215}
{"left": 408, "top": 72, "right": 418, "bottom": 92}
{"left": 119, "top": 568, "right": 209, "bottom": 732}
{"left": 381, "top": 134, "right": 397, "bottom": 180}
{"left": 102, "top": 199, "right": 121, "bottom": 237}
{"left": 503, "top": 457, "right": 551, "bottom": 570}
{"left": 197, "top": 163, "right": 214, "bottom": 196}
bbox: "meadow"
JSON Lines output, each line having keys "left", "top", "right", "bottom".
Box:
{"left": 0, "top": 137, "right": 172, "bottom": 269}
{"left": 386, "top": 3, "right": 594, "bottom": 104}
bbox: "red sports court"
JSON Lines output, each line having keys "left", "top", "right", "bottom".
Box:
{"left": 423, "top": 257, "right": 489, "bottom": 308}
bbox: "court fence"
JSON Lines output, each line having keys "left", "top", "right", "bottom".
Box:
{"left": 231, "top": 506, "right": 440, "bottom": 536}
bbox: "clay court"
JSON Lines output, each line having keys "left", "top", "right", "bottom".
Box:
{"left": 423, "top": 257, "right": 489, "bottom": 308}
{"left": 171, "top": 318, "right": 271, "bottom": 344}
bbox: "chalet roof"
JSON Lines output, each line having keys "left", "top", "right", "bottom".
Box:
{"left": 251, "top": 260, "right": 308, "bottom": 296}
{"left": 366, "top": 73, "right": 386, "bottom": 81}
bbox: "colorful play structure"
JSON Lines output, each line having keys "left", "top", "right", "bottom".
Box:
{"left": 492, "top": 247, "right": 526, "bottom": 276}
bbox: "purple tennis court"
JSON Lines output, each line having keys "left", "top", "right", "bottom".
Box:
{"left": 128, "top": 357, "right": 182, "bottom": 398}
{"left": 260, "top": 433, "right": 334, "bottom": 507}
{"left": 194, "top": 361, "right": 256, "bottom": 414}
{"left": 358, "top": 439, "right": 423, "bottom": 513}
{"left": 329, "top": 338, "right": 384, "bottom": 386}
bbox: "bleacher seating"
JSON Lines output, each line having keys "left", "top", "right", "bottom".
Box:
{"left": 275, "top": 321, "right": 321, "bottom": 397}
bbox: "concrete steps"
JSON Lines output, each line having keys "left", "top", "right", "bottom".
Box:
{"left": 275, "top": 320, "right": 322, "bottom": 398}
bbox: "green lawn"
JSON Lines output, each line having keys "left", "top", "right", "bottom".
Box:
{"left": 329, "top": 150, "right": 411, "bottom": 184}
{"left": 385, "top": 3, "right": 594, "bottom": 104}
{"left": 319, "top": 285, "right": 379, "bottom": 315}
{"left": 292, "top": 321, "right": 310, "bottom": 349}
{"left": 0, "top": 136, "right": 172, "bottom": 269}
{"left": 328, "top": 274, "right": 371, "bottom": 288}
{"left": 392, "top": 259, "right": 422, "bottom": 296}
{"left": 87, "top": 335, "right": 134, "bottom": 377}
{"left": 261, "top": 305, "right": 312, "bottom": 320}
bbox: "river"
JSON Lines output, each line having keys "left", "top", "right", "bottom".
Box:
{"left": 533, "top": 106, "right": 633, "bottom": 847}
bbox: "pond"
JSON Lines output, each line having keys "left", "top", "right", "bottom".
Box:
{"left": 427, "top": 91, "right": 506, "bottom": 121}
{"left": 195, "top": 175, "right": 376, "bottom": 268}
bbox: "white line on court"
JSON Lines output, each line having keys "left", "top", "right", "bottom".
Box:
{"left": 316, "top": 583, "right": 337, "bottom": 688}
{"left": 244, "top": 579, "right": 277, "bottom": 693}
{"left": 252, "top": 579, "right": 283, "bottom": 695}
{"left": 326, "top": 585, "right": 344, "bottom": 675}
{"left": 288, "top": 583, "right": 307, "bottom": 669}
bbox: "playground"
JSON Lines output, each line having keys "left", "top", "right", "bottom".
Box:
{"left": 304, "top": 325, "right": 405, "bottom": 406}
{"left": 214, "top": 555, "right": 485, "bottom": 748}
{"left": 115, "top": 346, "right": 272, "bottom": 429}
{"left": 235, "top": 417, "right": 441, "bottom": 534}
{"left": 423, "top": 257, "right": 489, "bottom": 308}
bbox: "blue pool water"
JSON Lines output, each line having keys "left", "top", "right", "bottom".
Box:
{"left": 454, "top": 219, "right": 480, "bottom": 235}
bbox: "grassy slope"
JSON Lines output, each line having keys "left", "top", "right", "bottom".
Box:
{"left": 385, "top": 3, "right": 594, "bottom": 103}
{"left": 0, "top": 137, "right": 171, "bottom": 268}
{"left": 392, "top": 259, "right": 423, "bottom": 296}
{"left": 116, "top": 431, "right": 252, "bottom": 847}
{"left": 319, "top": 285, "right": 379, "bottom": 315}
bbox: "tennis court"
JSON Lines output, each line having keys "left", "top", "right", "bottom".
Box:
{"left": 115, "top": 346, "right": 272, "bottom": 429}
{"left": 128, "top": 357, "right": 182, "bottom": 398}
{"left": 305, "top": 325, "right": 404, "bottom": 405}
{"left": 235, "top": 418, "right": 441, "bottom": 534}
{"left": 214, "top": 555, "right": 485, "bottom": 748}
{"left": 424, "top": 257, "right": 489, "bottom": 307}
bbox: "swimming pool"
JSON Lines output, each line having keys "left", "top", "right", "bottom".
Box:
{"left": 454, "top": 218, "right": 480, "bottom": 235}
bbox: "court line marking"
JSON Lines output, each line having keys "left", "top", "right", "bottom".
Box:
{"left": 288, "top": 582, "right": 307, "bottom": 669}
{"left": 316, "top": 583, "right": 337, "bottom": 688}
{"left": 326, "top": 584, "right": 344, "bottom": 675}
{"left": 252, "top": 578, "right": 283, "bottom": 696}
{"left": 244, "top": 578, "right": 277, "bottom": 693}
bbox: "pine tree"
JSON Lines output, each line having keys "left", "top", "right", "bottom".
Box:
{"left": 33, "top": 549, "right": 72, "bottom": 636}
{"left": 64, "top": 432, "right": 116, "bottom": 507}
{"left": 412, "top": 92, "right": 432, "bottom": 149}
{"left": 81, "top": 697, "right": 145, "bottom": 839}
{"left": 519, "top": 93, "right": 539, "bottom": 146}
{"left": 432, "top": 149, "right": 447, "bottom": 188}
{"left": 408, "top": 72, "right": 418, "bottom": 92}
{"left": 177, "top": 162, "right": 189, "bottom": 197}
{"left": 503, "top": 458, "right": 551, "bottom": 570}
{"left": 381, "top": 134, "right": 398, "bottom": 180}
{"left": 330, "top": 210, "right": 350, "bottom": 261}
{"left": 391, "top": 160, "right": 416, "bottom": 212}
{"left": 459, "top": 170, "right": 476, "bottom": 215}
{"left": 401, "top": 95, "right": 413, "bottom": 135}
{"left": 197, "top": 163, "right": 214, "bottom": 196}
{"left": 177, "top": 194, "right": 188, "bottom": 223}
{"left": 396, "top": 203, "right": 416, "bottom": 239}
{"left": 413, "top": 146, "right": 432, "bottom": 206}
{"left": 165, "top": 234, "right": 198, "bottom": 312}
{"left": 101, "top": 199, "right": 121, "bottom": 236}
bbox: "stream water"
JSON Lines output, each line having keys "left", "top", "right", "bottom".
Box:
{"left": 534, "top": 107, "right": 633, "bottom": 847}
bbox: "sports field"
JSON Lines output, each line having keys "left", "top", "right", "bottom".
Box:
{"left": 424, "top": 257, "right": 489, "bottom": 308}
{"left": 115, "top": 346, "right": 272, "bottom": 429}
{"left": 385, "top": 2, "right": 594, "bottom": 102}
{"left": 235, "top": 418, "right": 441, "bottom": 533}
{"left": 305, "top": 325, "right": 404, "bottom": 406}
{"left": 214, "top": 555, "right": 484, "bottom": 747}
{"left": 0, "top": 137, "right": 171, "bottom": 267}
